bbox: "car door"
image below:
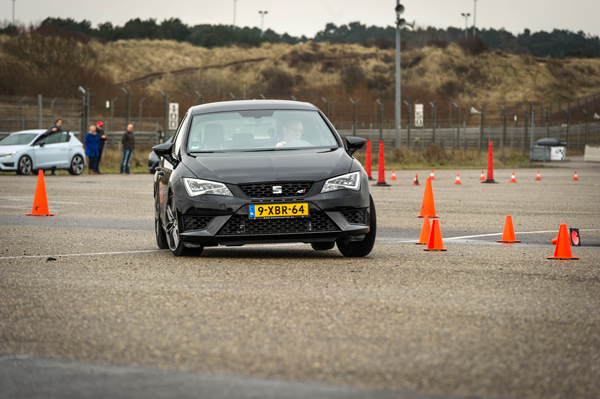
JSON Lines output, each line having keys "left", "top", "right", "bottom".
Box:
{"left": 33, "top": 132, "right": 70, "bottom": 169}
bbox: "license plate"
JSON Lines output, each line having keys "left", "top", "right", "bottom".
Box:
{"left": 249, "top": 203, "right": 309, "bottom": 219}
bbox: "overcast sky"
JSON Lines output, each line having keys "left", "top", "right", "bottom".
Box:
{"left": 2, "top": 0, "right": 600, "bottom": 38}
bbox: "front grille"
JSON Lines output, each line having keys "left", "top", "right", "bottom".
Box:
{"left": 217, "top": 212, "right": 338, "bottom": 235}
{"left": 239, "top": 182, "right": 314, "bottom": 199}
{"left": 182, "top": 215, "right": 214, "bottom": 231}
{"left": 341, "top": 209, "right": 367, "bottom": 225}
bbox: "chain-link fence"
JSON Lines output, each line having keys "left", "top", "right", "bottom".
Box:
{"left": 2, "top": 94, "right": 599, "bottom": 151}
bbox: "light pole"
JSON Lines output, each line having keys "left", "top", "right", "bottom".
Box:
{"left": 461, "top": 13, "right": 470, "bottom": 37}
{"left": 232, "top": 0, "right": 237, "bottom": 28}
{"left": 395, "top": 1, "right": 406, "bottom": 150}
{"left": 473, "top": 0, "right": 477, "bottom": 36}
{"left": 258, "top": 11, "right": 268, "bottom": 37}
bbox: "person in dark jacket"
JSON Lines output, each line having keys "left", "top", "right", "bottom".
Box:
{"left": 120, "top": 124, "right": 135, "bottom": 174}
{"left": 85, "top": 125, "right": 100, "bottom": 174}
{"left": 45, "top": 119, "right": 63, "bottom": 175}
{"left": 96, "top": 121, "right": 107, "bottom": 173}
{"left": 45, "top": 119, "right": 63, "bottom": 134}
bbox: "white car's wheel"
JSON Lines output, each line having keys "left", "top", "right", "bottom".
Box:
{"left": 17, "top": 155, "right": 32, "bottom": 175}
{"left": 68, "top": 155, "right": 85, "bottom": 175}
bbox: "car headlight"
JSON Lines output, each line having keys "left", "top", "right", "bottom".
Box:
{"left": 183, "top": 178, "right": 233, "bottom": 197}
{"left": 0, "top": 151, "right": 16, "bottom": 158}
{"left": 321, "top": 171, "right": 361, "bottom": 193}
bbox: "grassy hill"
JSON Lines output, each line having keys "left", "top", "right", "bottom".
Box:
{"left": 2, "top": 34, "right": 600, "bottom": 123}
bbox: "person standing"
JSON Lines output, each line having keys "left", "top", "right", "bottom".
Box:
{"left": 45, "top": 119, "right": 63, "bottom": 175}
{"left": 120, "top": 124, "right": 135, "bottom": 174}
{"left": 45, "top": 118, "right": 63, "bottom": 134}
{"left": 96, "top": 121, "right": 107, "bottom": 173}
{"left": 85, "top": 125, "right": 100, "bottom": 174}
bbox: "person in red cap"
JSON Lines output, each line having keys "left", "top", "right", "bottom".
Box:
{"left": 96, "top": 121, "right": 107, "bottom": 173}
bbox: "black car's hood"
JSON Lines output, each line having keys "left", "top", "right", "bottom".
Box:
{"left": 184, "top": 148, "right": 352, "bottom": 184}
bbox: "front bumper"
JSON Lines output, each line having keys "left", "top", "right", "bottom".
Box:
{"left": 171, "top": 175, "right": 371, "bottom": 247}
{"left": 0, "top": 161, "right": 16, "bottom": 171}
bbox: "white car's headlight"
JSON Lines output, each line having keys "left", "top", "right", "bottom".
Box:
{"left": 0, "top": 151, "right": 16, "bottom": 158}
{"left": 321, "top": 171, "right": 361, "bottom": 193}
{"left": 183, "top": 178, "right": 233, "bottom": 197}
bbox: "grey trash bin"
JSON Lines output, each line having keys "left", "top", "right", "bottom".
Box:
{"left": 531, "top": 138, "right": 566, "bottom": 162}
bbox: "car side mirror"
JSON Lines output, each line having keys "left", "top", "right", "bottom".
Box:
{"left": 345, "top": 136, "right": 366, "bottom": 156}
{"left": 153, "top": 142, "right": 175, "bottom": 164}
{"left": 38, "top": 141, "right": 46, "bottom": 147}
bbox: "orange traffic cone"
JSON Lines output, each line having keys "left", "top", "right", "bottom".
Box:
{"left": 509, "top": 172, "right": 517, "bottom": 183}
{"left": 573, "top": 171, "right": 579, "bottom": 181}
{"left": 479, "top": 171, "right": 485, "bottom": 181}
{"left": 535, "top": 170, "right": 542, "bottom": 181}
{"left": 391, "top": 170, "right": 397, "bottom": 181}
{"left": 26, "top": 170, "right": 55, "bottom": 216}
{"left": 547, "top": 224, "right": 579, "bottom": 260}
{"left": 375, "top": 141, "right": 391, "bottom": 187}
{"left": 418, "top": 177, "right": 439, "bottom": 218}
{"left": 497, "top": 215, "right": 521, "bottom": 243}
{"left": 430, "top": 170, "right": 435, "bottom": 180}
{"left": 424, "top": 219, "right": 447, "bottom": 251}
{"left": 454, "top": 174, "right": 462, "bottom": 185}
{"left": 415, "top": 216, "right": 431, "bottom": 245}
{"left": 412, "top": 174, "right": 420, "bottom": 186}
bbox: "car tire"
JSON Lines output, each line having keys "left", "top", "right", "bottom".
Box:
{"left": 17, "top": 155, "right": 32, "bottom": 175}
{"left": 165, "top": 193, "right": 203, "bottom": 256}
{"left": 155, "top": 193, "right": 169, "bottom": 250}
{"left": 337, "top": 195, "right": 377, "bottom": 257}
{"left": 311, "top": 242, "right": 335, "bottom": 251}
{"left": 68, "top": 155, "right": 85, "bottom": 175}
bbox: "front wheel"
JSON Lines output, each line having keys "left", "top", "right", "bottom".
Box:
{"left": 17, "top": 155, "right": 32, "bottom": 175}
{"left": 165, "top": 194, "right": 202, "bottom": 256}
{"left": 155, "top": 193, "right": 168, "bottom": 249}
{"left": 337, "top": 195, "right": 377, "bottom": 257}
{"left": 68, "top": 155, "right": 85, "bottom": 175}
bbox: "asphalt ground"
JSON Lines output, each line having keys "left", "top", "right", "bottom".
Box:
{"left": 1, "top": 161, "right": 599, "bottom": 399}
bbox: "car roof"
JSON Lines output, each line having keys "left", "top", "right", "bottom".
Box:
{"left": 188, "top": 100, "right": 319, "bottom": 116}
{"left": 12, "top": 130, "right": 45, "bottom": 135}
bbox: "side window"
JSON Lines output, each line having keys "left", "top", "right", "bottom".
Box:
{"left": 60, "top": 132, "right": 70, "bottom": 143}
{"left": 172, "top": 113, "right": 189, "bottom": 157}
{"left": 45, "top": 132, "right": 62, "bottom": 144}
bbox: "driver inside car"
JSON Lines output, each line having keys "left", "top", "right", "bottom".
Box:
{"left": 276, "top": 118, "right": 304, "bottom": 147}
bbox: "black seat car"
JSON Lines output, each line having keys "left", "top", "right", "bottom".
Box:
{"left": 153, "top": 100, "right": 376, "bottom": 257}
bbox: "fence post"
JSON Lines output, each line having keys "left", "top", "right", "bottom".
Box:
{"left": 376, "top": 99, "right": 383, "bottom": 142}
{"left": 564, "top": 109, "right": 570, "bottom": 150}
{"left": 521, "top": 106, "right": 528, "bottom": 156}
{"left": 453, "top": 103, "right": 460, "bottom": 150}
{"left": 583, "top": 109, "right": 589, "bottom": 145}
{"left": 463, "top": 120, "right": 467, "bottom": 151}
{"left": 37, "top": 94, "right": 42, "bottom": 129}
{"left": 577, "top": 122, "right": 580, "bottom": 151}
{"left": 349, "top": 98, "right": 359, "bottom": 137}
{"left": 543, "top": 107, "right": 549, "bottom": 138}
{"left": 500, "top": 104, "right": 507, "bottom": 160}
{"left": 159, "top": 89, "right": 168, "bottom": 137}
{"left": 530, "top": 106, "right": 535, "bottom": 154}
{"left": 404, "top": 101, "right": 411, "bottom": 149}
{"left": 429, "top": 102, "right": 436, "bottom": 145}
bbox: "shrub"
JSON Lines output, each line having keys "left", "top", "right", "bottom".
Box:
{"left": 456, "top": 36, "right": 490, "bottom": 56}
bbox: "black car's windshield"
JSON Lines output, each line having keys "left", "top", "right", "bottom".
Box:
{"left": 187, "top": 110, "right": 338, "bottom": 153}
{"left": 0, "top": 133, "right": 38, "bottom": 146}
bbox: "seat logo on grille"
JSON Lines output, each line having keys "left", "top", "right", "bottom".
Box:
{"left": 272, "top": 186, "right": 282, "bottom": 194}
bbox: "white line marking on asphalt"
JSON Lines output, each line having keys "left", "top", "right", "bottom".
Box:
{"left": 445, "top": 229, "right": 600, "bottom": 240}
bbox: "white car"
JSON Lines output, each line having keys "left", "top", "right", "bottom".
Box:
{"left": 0, "top": 129, "right": 86, "bottom": 175}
